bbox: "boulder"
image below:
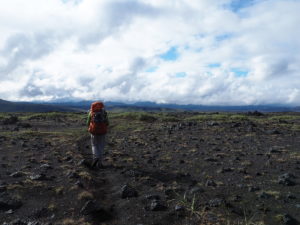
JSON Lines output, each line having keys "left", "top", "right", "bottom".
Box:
{"left": 148, "top": 200, "right": 167, "bottom": 211}
{"left": 0, "top": 193, "right": 23, "bottom": 211}
{"left": 145, "top": 194, "right": 160, "bottom": 201}
{"left": 80, "top": 200, "right": 112, "bottom": 222}
{"left": 258, "top": 192, "right": 271, "bottom": 199}
{"left": 2, "top": 116, "right": 18, "bottom": 125}
{"left": 80, "top": 200, "right": 101, "bottom": 215}
{"left": 30, "top": 173, "right": 47, "bottom": 181}
{"left": 121, "top": 185, "right": 138, "bottom": 198}
{"left": 282, "top": 214, "right": 298, "bottom": 225}
{"left": 7, "top": 219, "right": 27, "bottom": 225}
{"left": 278, "top": 173, "right": 296, "bottom": 186}
{"left": 205, "top": 180, "right": 217, "bottom": 187}
{"left": 9, "top": 171, "right": 25, "bottom": 178}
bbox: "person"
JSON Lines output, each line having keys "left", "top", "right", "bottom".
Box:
{"left": 87, "top": 101, "right": 109, "bottom": 169}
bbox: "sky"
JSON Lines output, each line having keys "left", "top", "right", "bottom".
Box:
{"left": 0, "top": 0, "right": 300, "bottom": 105}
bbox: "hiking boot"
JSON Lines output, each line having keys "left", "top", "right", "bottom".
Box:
{"left": 91, "top": 158, "right": 99, "bottom": 168}
{"left": 97, "top": 162, "right": 105, "bottom": 169}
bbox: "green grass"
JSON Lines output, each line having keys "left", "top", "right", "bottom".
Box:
{"left": 109, "top": 112, "right": 158, "bottom": 122}
{"left": 267, "top": 115, "right": 300, "bottom": 121}
{"left": 0, "top": 127, "right": 87, "bottom": 139}
{"left": 185, "top": 113, "right": 249, "bottom": 122}
{"left": 18, "top": 112, "right": 86, "bottom": 122}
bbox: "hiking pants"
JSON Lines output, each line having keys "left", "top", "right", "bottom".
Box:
{"left": 90, "top": 134, "right": 105, "bottom": 161}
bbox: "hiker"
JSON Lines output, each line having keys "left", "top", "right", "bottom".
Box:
{"left": 87, "top": 101, "right": 109, "bottom": 169}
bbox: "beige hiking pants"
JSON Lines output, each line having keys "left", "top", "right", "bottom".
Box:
{"left": 91, "top": 134, "right": 105, "bottom": 161}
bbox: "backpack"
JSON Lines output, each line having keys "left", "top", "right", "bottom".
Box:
{"left": 88, "top": 102, "right": 108, "bottom": 135}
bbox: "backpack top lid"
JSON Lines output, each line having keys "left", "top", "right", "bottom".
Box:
{"left": 91, "top": 101, "right": 104, "bottom": 112}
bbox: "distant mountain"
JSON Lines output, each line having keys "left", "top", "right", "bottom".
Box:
{"left": 50, "top": 101, "right": 176, "bottom": 112}
{"left": 0, "top": 99, "right": 81, "bottom": 112}
{"left": 1, "top": 99, "right": 299, "bottom": 112}
{"left": 51, "top": 100, "right": 300, "bottom": 112}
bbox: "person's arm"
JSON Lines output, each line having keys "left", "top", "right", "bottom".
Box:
{"left": 86, "top": 111, "right": 91, "bottom": 127}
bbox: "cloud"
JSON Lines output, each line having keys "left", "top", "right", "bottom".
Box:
{"left": 0, "top": 33, "right": 56, "bottom": 77}
{"left": 0, "top": 0, "right": 299, "bottom": 105}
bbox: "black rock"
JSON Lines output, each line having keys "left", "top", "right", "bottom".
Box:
{"left": 205, "top": 180, "right": 217, "bottom": 187}
{"left": 0, "top": 193, "right": 23, "bottom": 211}
{"left": 278, "top": 173, "right": 296, "bottom": 186}
{"left": 282, "top": 214, "right": 298, "bottom": 225}
{"left": 0, "top": 185, "right": 7, "bottom": 192}
{"left": 27, "top": 222, "right": 41, "bottom": 225}
{"left": 40, "top": 164, "right": 52, "bottom": 170}
{"left": 3, "top": 116, "right": 18, "bottom": 125}
{"left": 266, "top": 129, "right": 281, "bottom": 135}
{"left": 5, "top": 209, "right": 14, "bottom": 214}
{"left": 280, "top": 173, "right": 296, "bottom": 179}
{"left": 66, "top": 171, "right": 80, "bottom": 179}
{"left": 208, "top": 198, "right": 224, "bottom": 207}
{"left": 30, "top": 173, "right": 47, "bottom": 181}
{"left": 204, "top": 158, "right": 218, "bottom": 162}
{"left": 269, "top": 147, "right": 282, "bottom": 154}
{"left": 286, "top": 193, "right": 296, "bottom": 199}
{"left": 145, "top": 194, "right": 160, "bottom": 200}
{"left": 188, "top": 187, "right": 205, "bottom": 196}
{"left": 175, "top": 205, "right": 185, "bottom": 211}
{"left": 232, "top": 195, "right": 242, "bottom": 202}
{"left": 9, "top": 171, "right": 24, "bottom": 178}
{"left": 75, "top": 180, "right": 84, "bottom": 188}
{"left": 149, "top": 200, "right": 167, "bottom": 211}
{"left": 248, "top": 186, "right": 260, "bottom": 192}
{"left": 164, "top": 189, "right": 176, "bottom": 199}
{"left": 247, "top": 111, "right": 264, "bottom": 116}
{"left": 7, "top": 219, "right": 27, "bottom": 225}
{"left": 80, "top": 200, "right": 112, "bottom": 222}
{"left": 78, "top": 159, "right": 90, "bottom": 168}
{"left": 121, "top": 185, "right": 138, "bottom": 198}
{"left": 80, "top": 200, "right": 101, "bottom": 215}
{"left": 17, "top": 123, "right": 32, "bottom": 128}
{"left": 217, "top": 167, "right": 233, "bottom": 173}
{"left": 30, "top": 207, "right": 49, "bottom": 219}
{"left": 258, "top": 192, "right": 271, "bottom": 199}
{"left": 207, "top": 121, "right": 219, "bottom": 126}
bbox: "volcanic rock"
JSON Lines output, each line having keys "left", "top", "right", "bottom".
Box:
{"left": 30, "top": 173, "right": 47, "bottom": 181}
{"left": 9, "top": 171, "right": 25, "bottom": 178}
{"left": 208, "top": 198, "right": 224, "bottom": 207}
{"left": 206, "top": 180, "right": 217, "bottom": 187}
{"left": 121, "top": 185, "right": 138, "bottom": 198}
{"left": 282, "top": 214, "right": 298, "bottom": 225}
{"left": 148, "top": 199, "right": 167, "bottom": 211}
{"left": 0, "top": 193, "right": 23, "bottom": 211}
{"left": 278, "top": 173, "right": 296, "bottom": 186}
{"left": 80, "top": 200, "right": 101, "bottom": 215}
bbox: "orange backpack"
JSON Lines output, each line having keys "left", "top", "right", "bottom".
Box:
{"left": 88, "top": 102, "right": 108, "bottom": 135}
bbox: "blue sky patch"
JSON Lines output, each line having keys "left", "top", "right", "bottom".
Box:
{"left": 216, "top": 33, "right": 233, "bottom": 42}
{"left": 145, "top": 66, "right": 158, "bottom": 73}
{"left": 160, "top": 46, "right": 179, "bottom": 61}
{"left": 175, "top": 72, "right": 186, "bottom": 78}
{"left": 228, "top": 0, "right": 255, "bottom": 12}
{"left": 208, "top": 63, "right": 221, "bottom": 68}
{"left": 61, "top": 0, "right": 82, "bottom": 4}
{"left": 231, "top": 68, "right": 249, "bottom": 77}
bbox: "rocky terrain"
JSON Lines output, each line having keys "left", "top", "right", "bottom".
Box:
{"left": 0, "top": 111, "right": 299, "bottom": 225}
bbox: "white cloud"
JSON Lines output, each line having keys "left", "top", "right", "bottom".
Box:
{"left": 0, "top": 0, "right": 299, "bottom": 105}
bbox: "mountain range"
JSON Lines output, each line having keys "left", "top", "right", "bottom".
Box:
{"left": 0, "top": 99, "right": 299, "bottom": 112}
